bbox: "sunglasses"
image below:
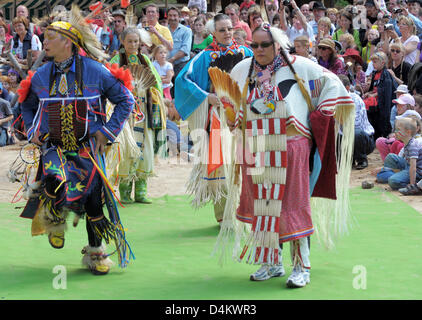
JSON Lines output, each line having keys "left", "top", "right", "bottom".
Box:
{"left": 217, "top": 27, "right": 234, "bottom": 33}
{"left": 250, "top": 41, "right": 274, "bottom": 49}
{"left": 318, "top": 46, "right": 330, "bottom": 51}
{"left": 390, "top": 49, "right": 401, "bottom": 53}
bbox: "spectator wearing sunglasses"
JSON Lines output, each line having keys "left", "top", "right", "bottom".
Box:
{"left": 387, "top": 42, "right": 412, "bottom": 86}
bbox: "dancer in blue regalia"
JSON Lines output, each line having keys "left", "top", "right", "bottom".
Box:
{"left": 174, "top": 13, "right": 252, "bottom": 225}
{"left": 18, "top": 5, "right": 134, "bottom": 275}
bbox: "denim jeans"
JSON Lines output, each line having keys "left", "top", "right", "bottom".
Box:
{"left": 354, "top": 129, "right": 375, "bottom": 162}
{"left": 376, "top": 153, "right": 422, "bottom": 189}
{"left": 0, "top": 127, "right": 8, "bottom": 146}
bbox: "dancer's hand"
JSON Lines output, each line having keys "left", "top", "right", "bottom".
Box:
{"left": 227, "top": 119, "right": 236, "bottom": 131}
{"left": 208, "top": 93, "right": 221, "bottom": 107}
{"left": 30, "top": 131, "right": 43, "bottom": 146}
{"left": 94, "top": 130, "right": 108, "bottom": 155}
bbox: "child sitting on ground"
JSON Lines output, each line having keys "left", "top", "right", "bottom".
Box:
{"left": 375, "top": 116, "right": 422, "bottom": 190}
{"left": 376, "top": 93, "right": 415, "bottom": 161}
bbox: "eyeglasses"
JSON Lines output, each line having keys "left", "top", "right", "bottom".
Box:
{"left": 217, "top": 27, "right": 233, "bottom": 33}
{"left": 250, "top": 41, "right": 274, "bottom": 49}
{"left": 390, "top": 49, "right": 401, "bottom": 53}
{"left": 318, "top": 46, "right": 330, "bottom": 51}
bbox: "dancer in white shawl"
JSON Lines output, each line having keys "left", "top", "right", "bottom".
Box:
{"left": 211, "top": 23, "right": 355, "bottom": 288}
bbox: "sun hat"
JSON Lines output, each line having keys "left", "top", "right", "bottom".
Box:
{"left": 341, "top": 48, "right": 364, "bottom": 66}
{"left": 318, "top": 38, "right": 335, "bottom": 51}
{"left": 395, "top": 84, "right": 409, "bottom": 94}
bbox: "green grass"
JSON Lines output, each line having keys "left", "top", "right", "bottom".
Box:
{"left": 1, "top": 188, "right": 422, "bottom": 300}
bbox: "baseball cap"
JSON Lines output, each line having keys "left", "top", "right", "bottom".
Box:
{"left": 393, "top": 93, "right": 416, "bottom": 106}
{"left": 112, "top": 9, "right": 126, "bottom": 18}
{"left": 395, "top": 84, "right": 409, "bottom": 94}
{"left": 396, "top": 109, "right": 421, "bottom": 120}
{"left": 365, "top": 0, "right": 376, "bottom": 6}
{"left": 312, "top": 1, "right": 327, "bottom": 10}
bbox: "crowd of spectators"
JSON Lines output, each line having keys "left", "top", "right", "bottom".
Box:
{"left": 0, "top": 0, "right": 422, "bottom": 193}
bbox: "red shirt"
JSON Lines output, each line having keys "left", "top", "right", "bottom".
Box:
{"left": 240, "top": 0, "right": 256, "bottom": 11}
{"left": 233, "top": 20, "right": 252, "bottom": 42}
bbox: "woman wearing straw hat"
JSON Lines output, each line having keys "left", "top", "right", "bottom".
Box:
{"left": 317, "top": 38, "right": 347, "bottom": 75}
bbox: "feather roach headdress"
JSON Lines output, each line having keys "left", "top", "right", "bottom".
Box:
{"left": 46, "top": 4, "right": 109, "bottom": 62}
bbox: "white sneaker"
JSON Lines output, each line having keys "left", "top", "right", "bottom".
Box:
{"left": 250, "top": 263, "right": 285, "bottom": 281}
{"left": 286, "top": 265, "right": 310, "bottom": 288}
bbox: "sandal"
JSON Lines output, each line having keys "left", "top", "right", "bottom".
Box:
{"left": 399, "top": 184, "right": 422, "bottom": 196}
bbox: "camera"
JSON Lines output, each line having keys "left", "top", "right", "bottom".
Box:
{"left": 393, "top": 8, "right": 403, "bottom": 14}
{"left": 144, "top": 26, "right": 150, "bottom": 31}
{"left": 385, "top": 23, "right": 394, "bottom": 30}
{"left": 283, "top": 0, "right": 291, "bottom": 6}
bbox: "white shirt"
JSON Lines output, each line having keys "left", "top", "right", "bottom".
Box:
{"left": 153, "top": 60, "right": 173, "bottom": 89}
{"left": 401, "top": 35, "right": 420, "bottom": 65}
{"left": 286, "top": 23, "right": 315, "bottom": 43}
{"left": 10, "top": 34, "right": 42, "bottom": 59}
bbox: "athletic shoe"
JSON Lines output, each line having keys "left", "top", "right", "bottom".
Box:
{"left": 250, "top": 263, "right": 285, "bottom": 281}
{"left": 399, "top": 184, "right": 422, "bottom": 196}
{"left": 286, "top": 265, "right": 310, "bottom": 288}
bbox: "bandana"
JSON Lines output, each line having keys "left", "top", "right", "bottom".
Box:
{"left": 253, "top": 55, "right": 284, "bottom": 102}
{"left": 206, "top": 38, "right": 240, "bottom": 55}
{"left": 247, "top": 55, "right": 284, "bottom": 111}
{"left": 55, "top": 55, "right": 74, "bottom": 74}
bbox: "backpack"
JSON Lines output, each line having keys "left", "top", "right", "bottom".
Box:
{"left": 408, "top": 62, "right": 422, "bottom": 93}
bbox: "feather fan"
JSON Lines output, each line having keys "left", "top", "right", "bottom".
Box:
{"left": 208, "top": 67, "right": 242, "bottom": 123}
{"left": 128, "top": 64, "right": 156, "bottom": 91}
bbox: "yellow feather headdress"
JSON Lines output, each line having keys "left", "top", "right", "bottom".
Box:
{"left": 46, "top": 4, "right": 109, "bottom": 62}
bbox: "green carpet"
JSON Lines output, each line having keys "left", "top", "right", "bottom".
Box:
{"left": 1, "top": 187, "right": 421, "bottom": 300}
